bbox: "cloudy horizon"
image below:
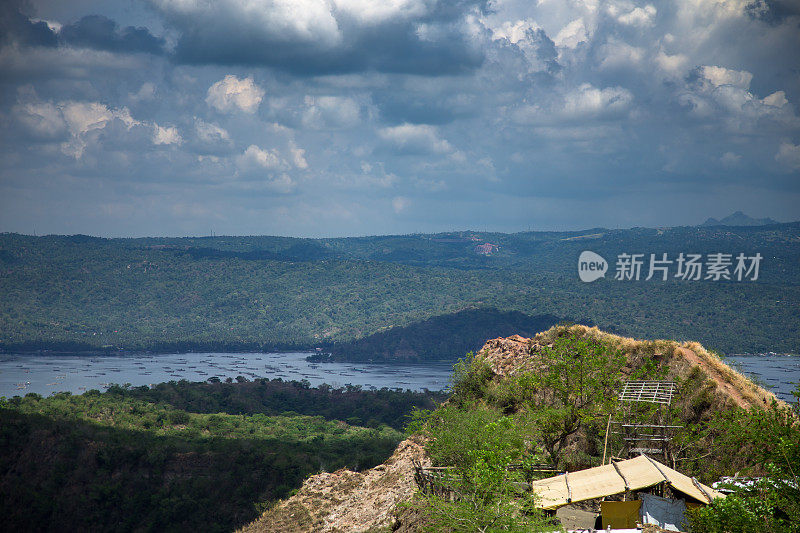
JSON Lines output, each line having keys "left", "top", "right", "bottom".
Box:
{"left": 1, "top": 0, "right": 799, "bottom": 237}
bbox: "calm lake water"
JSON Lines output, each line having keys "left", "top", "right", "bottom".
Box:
{"left": 0, "top": 351, "right": 454, "bottom": 398}
{"left": 0, "top": 352, "right": 797, "bottom": 402}
{"left": 727, "top": 355, "right": 799, "bottom": 402}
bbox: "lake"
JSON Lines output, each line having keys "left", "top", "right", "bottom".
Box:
{"left": 0, "top": 351, "right": 454, "bottom": 398}
{"left": 727, "top": 355, "right": 799, "bottom": 402}
{"left": 0, "top": 352, "right": 797, "bottom": 402}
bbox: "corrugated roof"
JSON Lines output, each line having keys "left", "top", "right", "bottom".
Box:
{"left": 531, "top": 455, "right": 725, "bottom": 510}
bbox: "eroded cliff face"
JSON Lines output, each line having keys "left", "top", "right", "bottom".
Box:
{"left": 239, "top": 436, "right": 430, "bottom": 533}
{"left": 241, "top": 326, "right": 780, "bottom": 533}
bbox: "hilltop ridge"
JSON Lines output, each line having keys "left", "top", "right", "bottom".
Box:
{"left": 242, "top": 325, "right": 782, "bottom": 532}
{"left": 479, "top": 326, "right": 780, "bottom": 411}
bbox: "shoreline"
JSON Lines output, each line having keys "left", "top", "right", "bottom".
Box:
{"left": 0, "top": 344, "right": 325, "bottom": 357}
{"left": 2, "top": 347, "right": 796, "bottom": 360}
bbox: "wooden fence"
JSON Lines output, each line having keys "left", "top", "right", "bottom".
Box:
{"left": 412, "top": 460, "right": 563, "bottom": 500}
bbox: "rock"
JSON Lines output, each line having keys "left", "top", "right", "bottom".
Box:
{"left": 239, "top": 436, "right": 430, "bottom": 533}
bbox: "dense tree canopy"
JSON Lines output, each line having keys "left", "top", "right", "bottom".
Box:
{"left": 0, "top": 379, "right": 443, "bottom": 532}
{"left": 2, "top": 224, "right": 798, "bottom": 356}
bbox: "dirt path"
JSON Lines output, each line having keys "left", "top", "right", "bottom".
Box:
{"left": 675, "top": 347, "right": 770, "bottom": 409}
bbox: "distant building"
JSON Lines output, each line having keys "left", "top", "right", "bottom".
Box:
{"left": 474, "top": 243, "right": 498, "bottom": 255}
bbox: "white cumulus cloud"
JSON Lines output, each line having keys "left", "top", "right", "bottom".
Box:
{"left": 720, "top": 152, "right": 741, "bottom": 166}
{"left": 563, "top": 83, "right": 634, "bottom": 118}
{"left": 239, "top": 144, "right": 284, "bottom": 170}
{"left": 775, "top": 142, "right": 800, "bottom": 170}
{"left": 234, "top": 144, "right": 299, "bottom": 192}
{"left": 152, "top": 124, "right": 183, "bottom": 145}
{"left": 489, "top": 19, "right": 540, "bottom": 44}
{"left": 265, "top": 173, "right": 296, "bottom": 194}
{"left": 378, "top": 123, "right": 454, "bottom": 155}
{"left": 699, "top": 66, "right": 753, "bottom": 90}
{"left": 334, "top": 0, "right": 428, "bottom": 25}
{"left": 151, "top": 0, "right": 342, "bottom": 46}
{"left": 554, "top": 18, "right": 588, "bottom": 49}
{"left": 762, "top": 91, "right": 788, "bottom": 108}
{"left": 194, "top": 118, "right": 230, "bottom": 143}
{"left": 598, "top": 39, "right": 645, "bottom": 70}
{"left": 654, "top": 50, "right": 689, "bottom": 77}
{"left": 302, "top": 95, "right": 361, "bottom": 129}
{"left": 615, "top": 5, "right": 656, "bottom": 27}
{"left": 61, "top": 102, "right": 116, "bottom": 136}
{"left": 14, "top": 101, "right": 67, "bottom": 140}
{"left": 288, "top": 141, "right": 309, "bottom": 169}
{"left": 206, "top": 75, "right": 265, "bottom": 114}
{"left": 57, "top": 102, "right": 140, "bottom": 158}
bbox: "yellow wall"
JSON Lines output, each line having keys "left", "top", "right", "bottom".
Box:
{"left": 601, "top": 500, "right": 641, "bottom": 529}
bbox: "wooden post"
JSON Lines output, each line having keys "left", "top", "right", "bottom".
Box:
{"left": 602, "top": 413, "right": 612, "bottom": 465}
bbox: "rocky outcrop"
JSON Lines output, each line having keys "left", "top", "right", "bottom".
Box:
{"left": 477, "top": 334, "right": 537, "bottom": 375}
{"left": 239, "top": 436, "right": 430, "bottom": 533}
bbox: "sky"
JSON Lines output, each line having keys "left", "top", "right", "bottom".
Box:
{"left": 1, "top": 0, "right": 799, "bottom": 237}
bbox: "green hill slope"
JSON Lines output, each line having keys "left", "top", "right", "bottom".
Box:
{"left": 0, "top": 380, "right": 442, "bottom": 532}
{"left": 1, "top": 223, "right": 798, "bottom": 355}
{"left": 318, "top": 308, "right": 567, "bottom": 362}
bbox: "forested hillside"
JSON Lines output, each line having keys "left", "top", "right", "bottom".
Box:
{"left": 0, "top": 379, "right": 443, "bottom": 532}
{"left": 315, "top": 309, "right": 568, "bottom": 362}
{"left": 1, "top": 223, "right": 798, "bottom": 355}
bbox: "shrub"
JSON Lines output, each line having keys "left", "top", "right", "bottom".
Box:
{"left": 687, "top": 490, "right": 780, "bottom": 533}
{"left": 413, "top": 404, "right": 551, "bottom": 532}
{"left": 450, "top": 352, "right": 494, "bottom": 404}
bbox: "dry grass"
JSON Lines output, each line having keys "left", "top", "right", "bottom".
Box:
{"left": 509, "top": 324, "right": 782, "bottom": 411}
{"left": 679, "top": 340, "right": 775, "bottom": 407}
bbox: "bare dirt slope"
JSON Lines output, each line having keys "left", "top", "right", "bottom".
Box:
{"left": 239, "top": 436, "right": 429, "bottom": 533}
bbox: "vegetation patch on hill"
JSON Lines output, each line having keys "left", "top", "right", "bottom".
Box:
{"left": 0, "top": 380, "right": 443, "bottom": 532}
{"left": 403, "top": 326, "right": 800, "bottom": 532}
{"left": 314, "top": 308, "right": 568, "bottom": 363}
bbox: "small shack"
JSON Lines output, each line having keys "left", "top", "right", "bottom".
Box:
{"left": 531, "top": 454, "right": 725, "bottom": 531}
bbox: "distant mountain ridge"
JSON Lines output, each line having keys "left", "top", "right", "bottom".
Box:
{"left": 701, "top": 211, "right": 779, "bottom": 227}
{"left": 1, "top": 221, "right": 799, "bottom": 356}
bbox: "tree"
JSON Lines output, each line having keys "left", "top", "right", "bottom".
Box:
{"left": 414, "top": 405, "right": 552, "bottom": 532}
{"left": 518, "top": 333, "right": 626, "bottom": 467}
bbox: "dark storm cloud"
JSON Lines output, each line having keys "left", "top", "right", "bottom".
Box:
{"left": 151, "top": 0, "right": 487, "bottom": 75}
{"left": 0, "top": 3, "right": 163, "bottom": 55}
{"left": 171, "top": 22, "right": 482, "bottom": 75}
{"left": 59, "top": 15, "right": 165, "bottom": 55}
{"left": 0, "top": 1, "right": 57, "bottom": 47}
{"left": 1, "top": 0, "right": 799, "bottom": 237}
{"left": 746, "top": 0, "right": 800, "bottom": 24}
